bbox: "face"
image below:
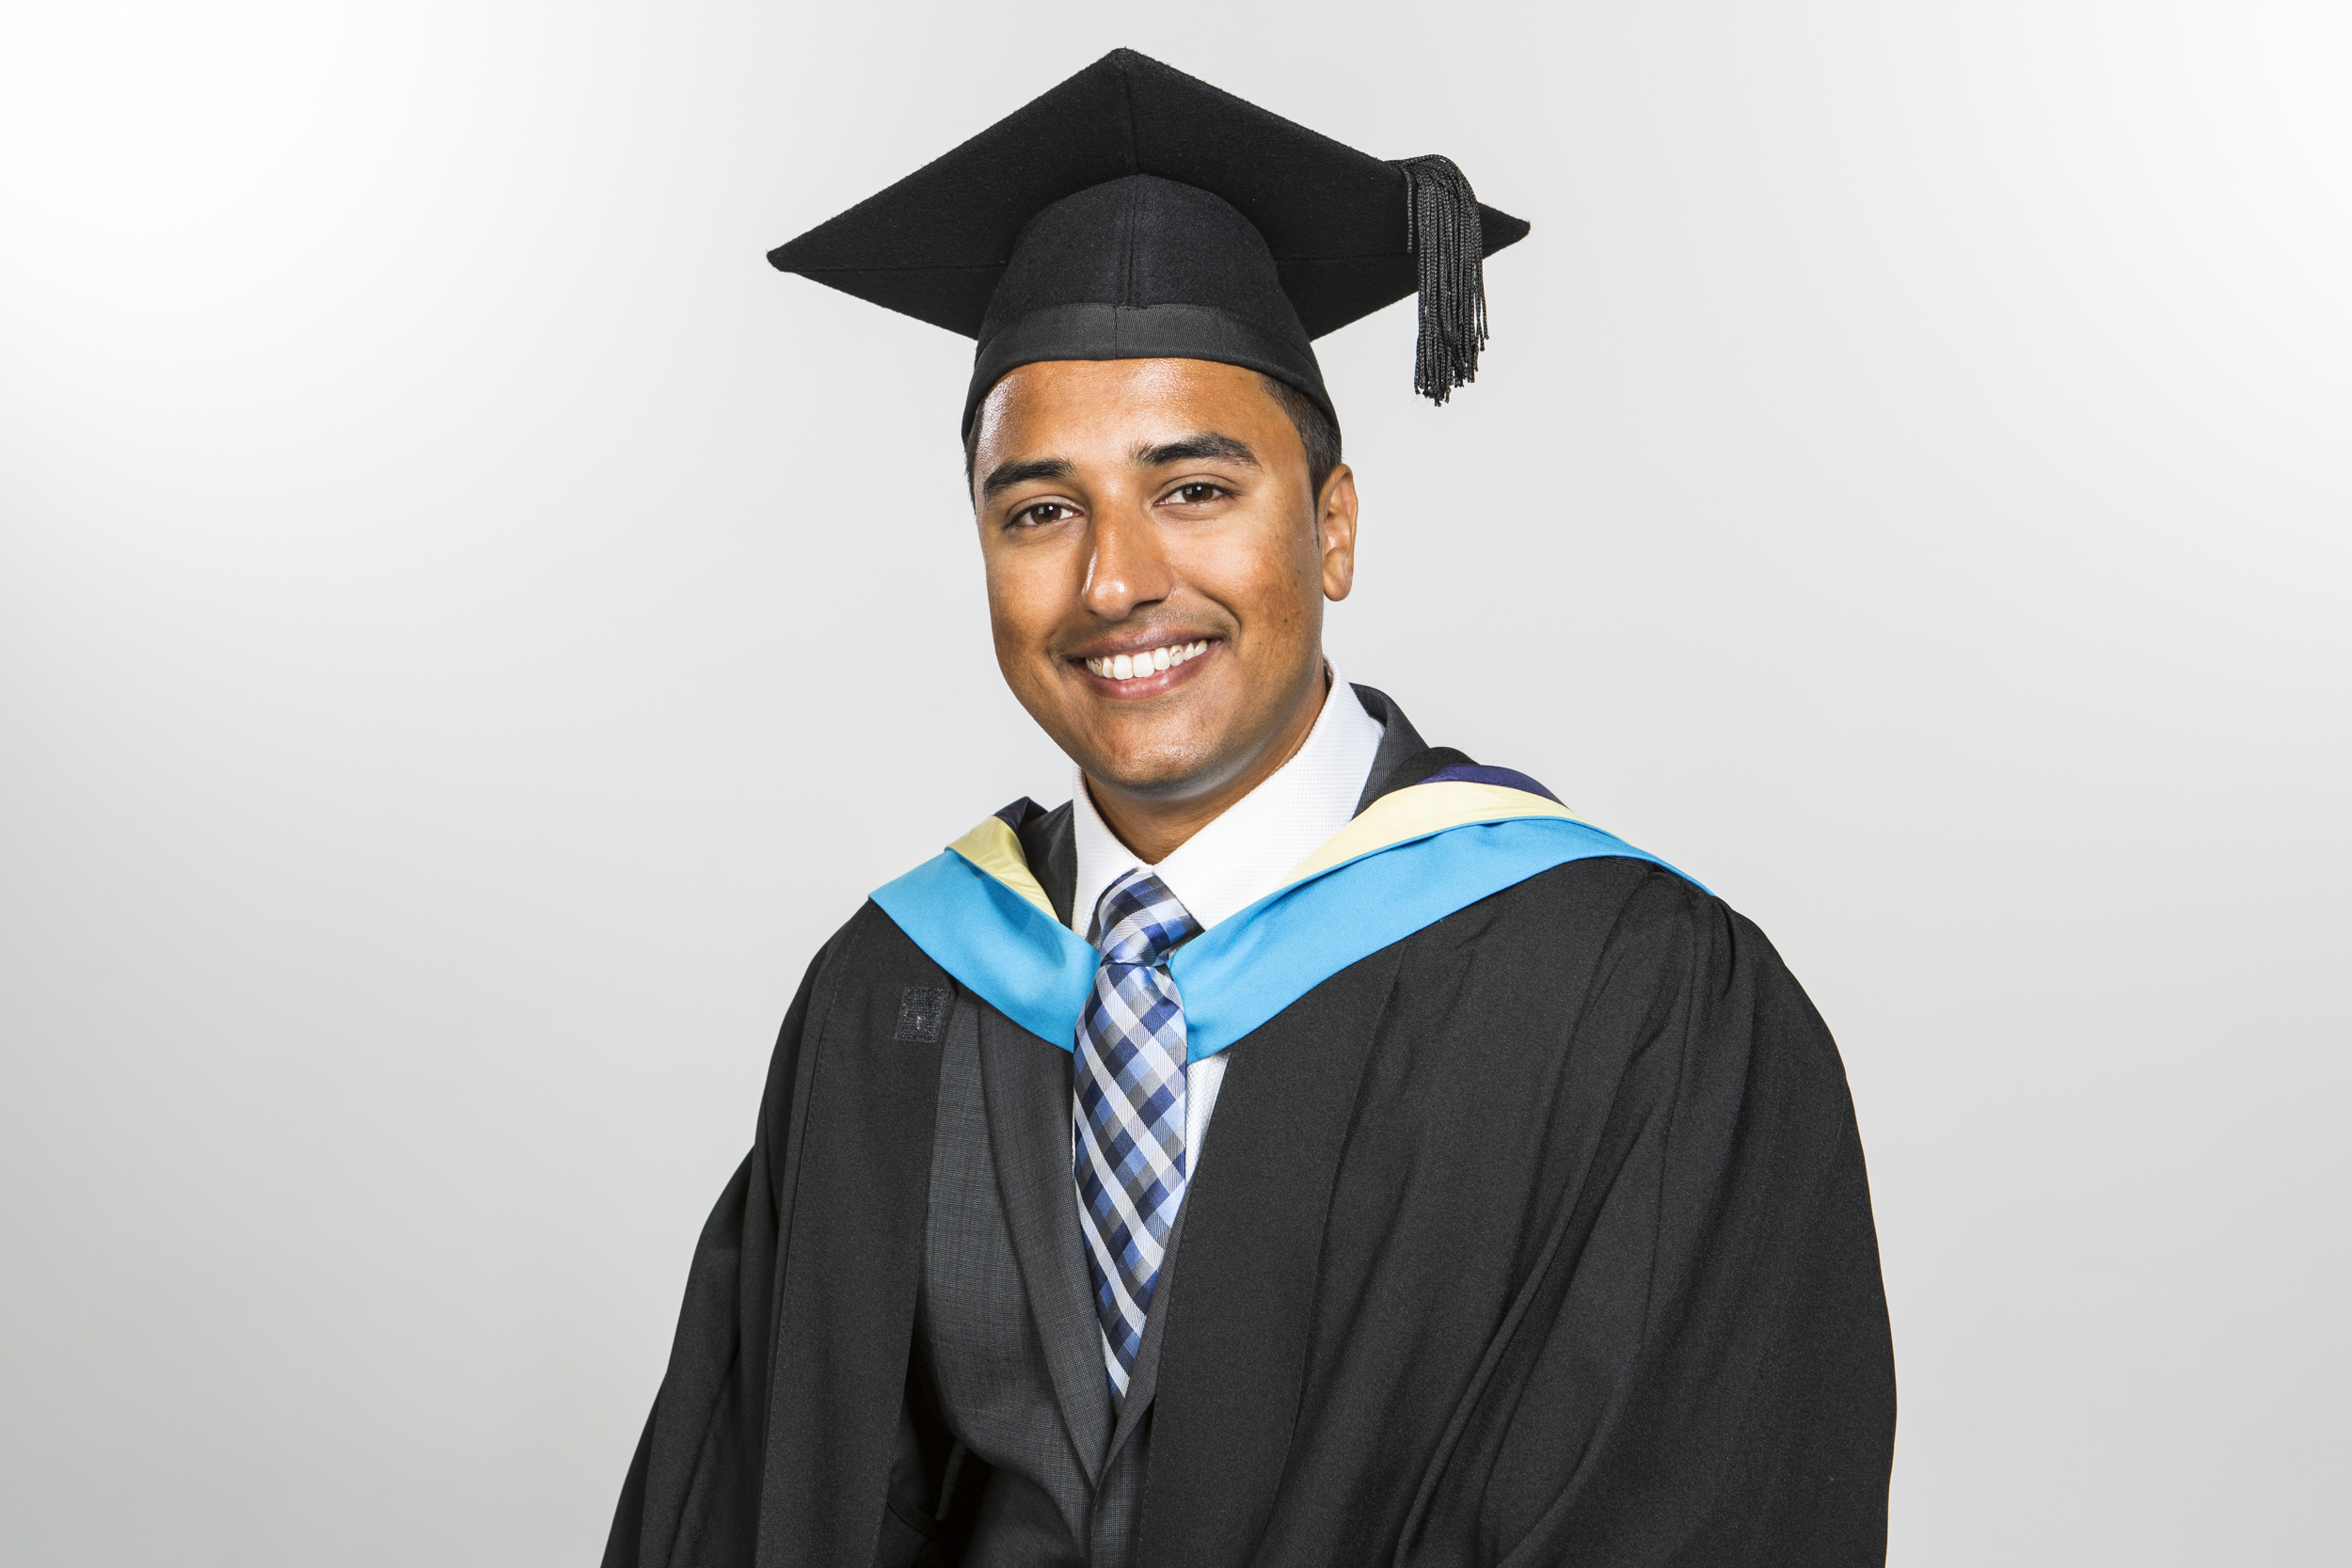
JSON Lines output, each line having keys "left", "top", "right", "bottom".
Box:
{"left": 971, "top": 357, "right": 1357, "bottom": 810}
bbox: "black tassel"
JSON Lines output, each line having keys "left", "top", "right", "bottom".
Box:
{"left": 1391, "top": 154, "right": 1488, "bottom": 404}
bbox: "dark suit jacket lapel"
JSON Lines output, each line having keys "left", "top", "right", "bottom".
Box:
{"left": 977, "top": 1005, "right": 1114, "bottom": 1479}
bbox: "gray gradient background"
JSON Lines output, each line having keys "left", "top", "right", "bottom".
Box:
{"left": 3, "top": 3, "right": 2345, "bottom": 1563}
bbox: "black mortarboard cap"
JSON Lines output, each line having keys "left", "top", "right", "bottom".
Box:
{"left": 767, "top": 48, "right": 1531, "bottom": 436}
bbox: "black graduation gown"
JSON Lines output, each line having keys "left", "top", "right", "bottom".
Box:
{"left": 602, "top": 747, "right": 1895, "bottom": 1567}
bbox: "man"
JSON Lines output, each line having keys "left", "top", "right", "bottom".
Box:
{"left": 606, "top": 49, "right": 1894, "bottom": 1568}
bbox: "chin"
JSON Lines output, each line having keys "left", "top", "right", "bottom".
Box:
{"left": 1079, "top": 727, "right": 1233, "bottom": 800}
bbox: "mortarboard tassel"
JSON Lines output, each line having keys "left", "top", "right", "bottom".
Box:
{"left": 1391, "top": 154, "right": 1489, "bottom": 405}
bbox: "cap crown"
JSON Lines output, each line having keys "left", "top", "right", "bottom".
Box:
{"left": 978, "top": 175, "right": 1308, "bottom": 347}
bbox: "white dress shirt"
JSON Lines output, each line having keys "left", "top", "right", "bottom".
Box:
{"left": 1067, "top": 667, "right": 1387, "bottom": 1171}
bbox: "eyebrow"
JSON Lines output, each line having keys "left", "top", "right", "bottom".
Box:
{"left": 980, "top": 456, "right": 1076, "bottom": 501}
{"left": 1135, "top": 433, "right": 1260, "bottom": 469}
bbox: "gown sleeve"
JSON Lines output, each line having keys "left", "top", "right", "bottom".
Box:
{"left": 602, "top": 924, "right": 854, "bottom": 1568}
{"left": 1410, "top": 875, "right": 1896, "bottom": 1566}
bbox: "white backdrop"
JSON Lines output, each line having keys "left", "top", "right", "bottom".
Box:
{"left": 3, "top": 3, "right": 2344, "bottom": 1563}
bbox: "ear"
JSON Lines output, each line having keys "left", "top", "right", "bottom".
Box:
{"left": 1316, "top": 465, "right": 1359, "bottom": 602}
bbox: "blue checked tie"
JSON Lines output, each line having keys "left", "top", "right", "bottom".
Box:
{"left": 1074, "top": 868, "right": 1200, "bottom": 1404}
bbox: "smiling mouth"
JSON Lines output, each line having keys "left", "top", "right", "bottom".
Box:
{"left": 1082, "top": 639, "right": 1212, "bottom": 684}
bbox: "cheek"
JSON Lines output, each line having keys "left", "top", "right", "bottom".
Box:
{"left": 1185, "top": 526, "right": 1321, "bottom": 633}
{"left": 980, "top": 548, "right": 1047, "bottom": 640}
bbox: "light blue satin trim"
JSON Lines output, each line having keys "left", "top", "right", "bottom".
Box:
{"left": 869, "top": 816, "right": 1697, "bottom": 1059}
{"left": 870, "top": 849, "right": 1099, "bottom": 1050}
{"left": 1168, "top": 816, "right": 1692, "bottom": 1060}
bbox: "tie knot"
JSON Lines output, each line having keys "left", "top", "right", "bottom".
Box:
{"left": 1090, "top": 869, "right": 1199, "bottom": 965}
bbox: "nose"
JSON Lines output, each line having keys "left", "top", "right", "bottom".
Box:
{"left": 1081, "top": 504, "right": 1175, "bottom": 622}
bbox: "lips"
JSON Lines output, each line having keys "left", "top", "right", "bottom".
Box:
{"left": 1082, "top": 639, "right": 1211, "bottom": 684}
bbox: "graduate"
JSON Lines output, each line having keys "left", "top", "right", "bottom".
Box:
{"left": 605, "top": 48, "right": 1895, "bottom": 1568}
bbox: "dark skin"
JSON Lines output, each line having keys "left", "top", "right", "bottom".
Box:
{"left": 971, "top": 358, "right": 1359, "bottom": 865}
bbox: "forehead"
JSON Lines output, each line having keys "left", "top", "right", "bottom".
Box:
{"left": 973, "top": 358, "right": 1289, "bottom": 459}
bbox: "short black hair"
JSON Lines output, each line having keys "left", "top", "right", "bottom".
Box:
{"left": 961, "top": 373, "right": 1343, "bottom": 499}
{"left": 1258, "top": 374, "right": 1343, "bottom": 498}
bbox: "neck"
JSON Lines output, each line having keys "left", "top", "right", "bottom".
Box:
{"left": 1087, "top": 664, "right": 1331, "bottom": 865}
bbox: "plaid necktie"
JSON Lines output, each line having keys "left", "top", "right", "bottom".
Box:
{"left": 1074, "top": 868, "right": 1200, "bottom": 1404}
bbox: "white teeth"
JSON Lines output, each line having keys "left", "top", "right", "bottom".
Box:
{"left": 1087, "top": 641, "right": 1210, "bottom": 681}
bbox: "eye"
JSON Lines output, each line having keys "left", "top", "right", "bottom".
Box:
{"left": 1014, "top": 500, "right": 1077, "bottom": 527}
{"left": 1168, "top": 482, "right": 1229, "bottom": 505}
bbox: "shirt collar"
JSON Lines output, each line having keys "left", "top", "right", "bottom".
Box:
{"left": 1068, "top": 667, "right": 1388, "bottom": 940}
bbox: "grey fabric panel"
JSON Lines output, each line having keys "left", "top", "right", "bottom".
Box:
{"left": 920, "top": 1000, "right": 1092, "bottom": 1565}
{"left": 964, "top": 1471, "right": 1086, "bottom": 1568}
